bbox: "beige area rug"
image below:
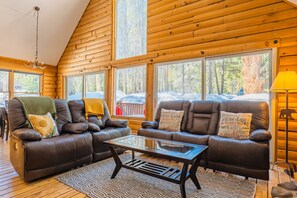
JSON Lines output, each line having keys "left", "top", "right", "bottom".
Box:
{"left": 56, "top": 154, "right": 256, "bottom": 198}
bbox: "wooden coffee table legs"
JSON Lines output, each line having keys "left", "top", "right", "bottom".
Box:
{"left": 179, "top": 163, "right": 188, "bottom": 198}
{"left": 189, "top": 158, "right": 202, "bottom": 190}
{"left": 110, "top": 146, "right": 122, "bottom": 179}
{"left": 109, "top": 146, "right": 202, "bottom": 198}
{"left": 179, "top": 158, "right": 201, "bottom": 198}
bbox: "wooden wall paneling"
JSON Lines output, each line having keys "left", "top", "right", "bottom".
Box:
{"left": 57, "top": 0, "right": 112, "bottom": 99}
{"left": 145, "top": 63, "right": 155, "bottom": 121}
{"left": 56, "top": 0, "right": 297, "bottom": 161}
{"left": 106, "top": 67, "right": 114, "bottom": 114}
{"left": 149, "top": 6, "right": 294, "bottom": 46}
{"left": 151, "top": 39, "right": 280, "bottom": 64}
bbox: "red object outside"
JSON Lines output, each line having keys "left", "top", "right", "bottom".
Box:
{"left": 116, "top": 106, "right": 122, "bottom": 115}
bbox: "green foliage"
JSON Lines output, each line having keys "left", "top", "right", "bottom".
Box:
{"left": 14, "top": 73, "right": 39, "bottom": 93}
{"left": 116, "top": 66, "right": 146, "bottom": 95}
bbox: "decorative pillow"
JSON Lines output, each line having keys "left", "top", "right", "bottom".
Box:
{"left": 158, "top": 109, "right": 184, "bottom": 132}
{"left": 218, "top": 111, "right": 252, "bottom": 140}
{"left": 28, "top": 112, "right": 59, "bottom": 138}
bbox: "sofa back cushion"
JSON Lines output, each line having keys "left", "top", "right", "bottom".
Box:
{"left": 68, "top": 100, "right": 111, "bottom": 128}
{"left": 8, "top": 98, "right": 71, "bottom": 133}
{"left": 8, "top": 98, "right": 28, "bottom": 131}
{"left": 155, "top": 100, "right": 190, "bottom": 131}
{"left": 186, "top": 100, "right": 220, "bottom": 135}
{"left": 220, "top": 100, "right": 269, "bottom": 132}
{"left": 54, "top": 99, "right": 72, "bottom": 133}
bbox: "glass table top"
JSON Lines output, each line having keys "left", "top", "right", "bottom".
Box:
{"left": 104, "top": 135, "right": 208, "bottom": 161}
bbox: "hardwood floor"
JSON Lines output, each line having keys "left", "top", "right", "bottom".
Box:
{"left": 0, "top": 139, "right": 291, "bottom": 198}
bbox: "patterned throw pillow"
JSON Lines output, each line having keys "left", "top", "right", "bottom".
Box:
{"left": 158, "top": 109, "right": 184, "bottom": 132}
{"left": 218, "top": 111, "right": 252, "bottom": 140}
{"left": 28, "top": 112, "right": 59, "bottom": 138}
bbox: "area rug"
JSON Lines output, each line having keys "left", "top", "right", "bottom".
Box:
{"left": 56, "top": 154, "right": 256, "bottom": 198}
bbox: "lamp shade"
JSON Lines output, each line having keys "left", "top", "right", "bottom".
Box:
{"left": 270, "top": 71, "right": 297, "bottom": 92}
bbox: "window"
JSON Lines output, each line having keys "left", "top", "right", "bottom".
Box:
{"left": 116, "top": 0, "right": 147, "bottom": 59}
{"left": 156, "top": 59, "right": 203, "bottom": 105}
{"left": 115, "top": 65, "right": 146, "bottom": 117}
{"left": 205, "top": 51, "right": 271, "bottom": 102}
{"left": 0, "top": 71, "right": 9, "bottom": 107}
{"left": 67, "top": 76, "right": 83, "bottom": 100}
{"left": 14, "top": 72, "right": 40, "bottom": 97}
{"left": 86, "top": 73, "right": 105, "bottom": 98}
{"left": 66, "top": 73, "right": 105, "bottom": 100}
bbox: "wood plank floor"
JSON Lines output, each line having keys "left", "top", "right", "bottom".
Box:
{"left": 0, "top": 139, "right": 292, "bottom": 198}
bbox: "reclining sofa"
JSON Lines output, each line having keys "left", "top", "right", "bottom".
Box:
{"left": 8, "top": 99, "right": 130, "bottom": 182}
{"left": 139, "top": 100, "right": 271, "bottom": 180}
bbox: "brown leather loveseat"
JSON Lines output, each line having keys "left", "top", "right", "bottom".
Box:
{"left": 138, "top": 100, "right": 271, "bottom": 180}
{"left": 8, "top": 99, "right": 130, "bottom": 182}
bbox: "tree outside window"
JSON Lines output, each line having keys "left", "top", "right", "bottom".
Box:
{"left": 116, "top": 0, "right": 147, "bottom": 59}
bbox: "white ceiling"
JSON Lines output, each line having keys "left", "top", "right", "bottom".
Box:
{"left": 286, "top": 0, "right": 297, "bottom": 6}
{"left": 0, "top": 0, "right": 89, "bottom": 66}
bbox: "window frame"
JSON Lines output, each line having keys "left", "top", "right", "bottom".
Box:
{"left": 0, "top": 70, "right": 11, "bottom": 108}
{"left": 65, "top": 71, "right": 107, "bottom": 101}
{"left": 13, "top": 71, "right": 42, "bottom": 97}
{"left": 204, "top": 49, "right": 272, "bottom": 100}
{"left": 154, "top": 58, "right": 204, "bottom": 109}
{"left": 153, "top": 49, "right": 273, "bottom": 111}
{"left": 113, "top": 64, "right": 147, "bottom": 118}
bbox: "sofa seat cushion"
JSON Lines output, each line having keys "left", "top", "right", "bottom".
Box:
{"left": 138, "top": 128, "right": 175, "bottom": 140}
{"left": 25, "top": 133, "right": 93, "bottom": 170}
{"left": 172, "top": 132, "right": 210, "bottom": 145}
{"left": 92, "top": 127, "right": 130, "bottom": 153}
{"left": 208, "top": 136, "right": 269, "bottom": 170}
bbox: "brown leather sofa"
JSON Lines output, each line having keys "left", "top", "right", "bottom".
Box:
{"left": 8, "top": 99, "right": 130, "bottom": 182}
{"left": 138, "top": 100, "right": 271, "bottom": 180}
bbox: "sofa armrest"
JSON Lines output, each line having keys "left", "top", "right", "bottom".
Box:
{"left": 62, "top": 122, "right": 88, "bottom": 134}
{"left": 250, "top": 129, "right": 272, "bottom": 142}
{"left": 105, "top": 119, "right": 128, "bottom": 128}
{"left": 12, "top": 128, "right": 42, "bottom": 141}
{"left": 141, "top": 121, "right": 159, "bottom": 129}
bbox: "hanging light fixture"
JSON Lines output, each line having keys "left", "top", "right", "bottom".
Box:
{"left": 25, "top": 6, "right": 46, "bottom": 69}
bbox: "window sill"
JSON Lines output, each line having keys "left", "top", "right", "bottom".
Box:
{"left": 111, "top": 115, "right": 145, "bottom": 121}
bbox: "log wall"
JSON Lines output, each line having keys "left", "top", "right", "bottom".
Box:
{"left": 57, "top": 0, "right": 297, "bottom": 160}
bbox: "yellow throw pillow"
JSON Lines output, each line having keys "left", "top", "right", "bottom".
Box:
{"left": 28, "top": 112, "right": 59, "bottom": 138}
{"left": 218, "top": 111, "right": 252, "bottom": 140}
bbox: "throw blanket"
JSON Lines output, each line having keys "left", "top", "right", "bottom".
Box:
{"left": 83, "top": 98, "right": 104, "bottom": 120}
{"left": 15, "top": 96, "right": 57, "bottom": 121}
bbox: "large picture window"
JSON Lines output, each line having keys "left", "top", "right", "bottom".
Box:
{"left": 116, "top": 0, "right": 147, "bottom": 59}
{"left": 115, "top": 65, "right": 146, "bottom": 117}
{"left": 0, "top": 71, "right": 9, "bottom": 107}
{"left": 205, "top": 51, "right": 271, "bottom": 102}
{"left": 66, "top": 72, "right": 105, "bottom": 100}
{"left": 153, "top": 50, "right": 271, "bottom": 112}
{"left": 14, "top": 72, "right": 40, "bottom": 97}
{"left": 156, "top": 59, "right": 203, "bottom": 105}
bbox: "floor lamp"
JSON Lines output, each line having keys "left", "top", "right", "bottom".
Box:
{"left": 271, "top": 70, "right": 297, "bottom": 178}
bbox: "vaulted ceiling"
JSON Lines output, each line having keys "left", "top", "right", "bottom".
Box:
{"left": 0, "top": 0, "right": 89, "bottom": 66}
{"left": 285, "top": 0, "right": 297, "bottom": 6}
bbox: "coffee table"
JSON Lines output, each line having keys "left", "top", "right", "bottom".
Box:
{"left": 103, "top": 135, "right": 208, "bottom": 198}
